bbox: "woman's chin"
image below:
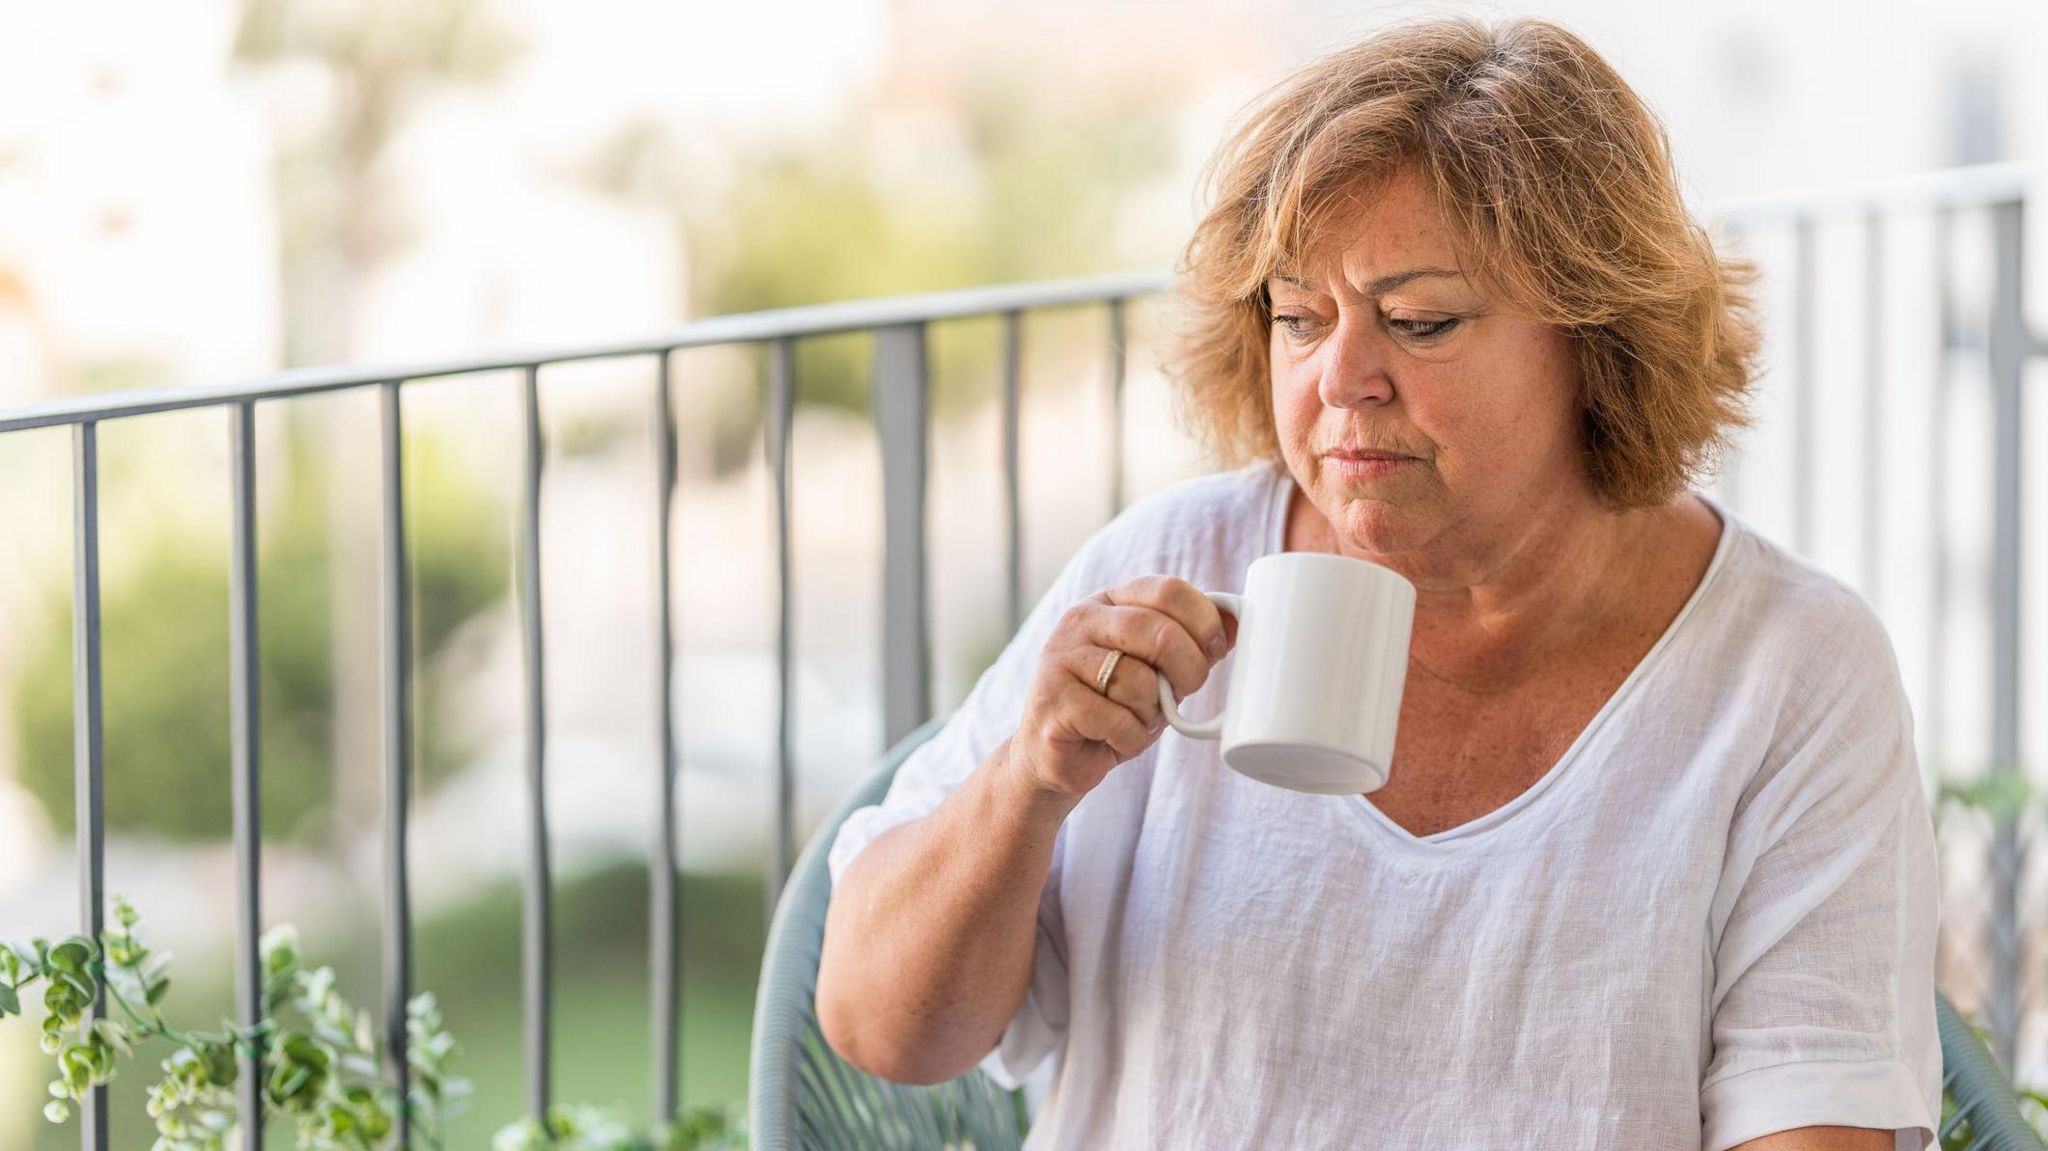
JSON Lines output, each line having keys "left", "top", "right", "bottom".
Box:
{"left": 1330, "top": 498, "right": 1429, "bottom": 559}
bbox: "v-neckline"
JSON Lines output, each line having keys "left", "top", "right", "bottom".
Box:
{"left": 1257, "top": 463, "right": 1739, "bottom": 853}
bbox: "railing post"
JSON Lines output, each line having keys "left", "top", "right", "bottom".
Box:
{"left": 1791, "top": 215, "right": 1816, "bottom": 556}
{"left": 1107, "top": 299, "right": 1127, "bottom": 515}
{"left": 1860, "top": 211, "right": 1884, "bottom": 603}
{"left": 1002, "top": 311, "right": 1025, "bottom": 633}
{"left": 766, "top": 339, "right": 796, "bottom": 906}
{"left": 651, "top": 352, "right": 682, "bottom": 1120}
{"left": 1927, "top": 207, "right": 1954, "bottom": 792}
{"left": 1717, "top": 219, "right": 1747, "bottom": 513}
{"left": 377, "top": 381, "right": 414, "bottom": 1149}
{"left": 72, "top": 421, "right": 108, "bottom": 1151}
{"left": 1985, "top": 198, "right": 2025, "bottom": 1072}
{"left": 228, "top": 401, "right": 265, "bottom": 1149}
{"left": 874, "top": 323, "right": 931, "bottom": 748}
{"left": 518, "top": 365, "right": 553, "bottom": 1119}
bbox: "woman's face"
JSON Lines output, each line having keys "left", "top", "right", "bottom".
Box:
{"left": 1268, "top": 165, "right": 1590, "bottom": 576}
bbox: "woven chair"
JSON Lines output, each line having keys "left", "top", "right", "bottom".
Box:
{"left": 750, "top": 718, "right": 1027, "bottom": 1151}
{"left": 751, "top": 721, "right": 2044, "bottom": 1151}
{"left": 1939, "top": 994, "right": 2047, "bottom": 1149}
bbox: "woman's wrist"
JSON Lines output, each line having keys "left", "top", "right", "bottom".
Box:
{"left": 989, "top": 736, "right": 1086, "bottom": 827}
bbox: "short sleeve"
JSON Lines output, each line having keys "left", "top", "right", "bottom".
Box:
{"left": 1701, "top": 616, "right": 1941, "bottom": 1151}
{"left": 826, "top": 534, "right": 1101, "bottom": 1087}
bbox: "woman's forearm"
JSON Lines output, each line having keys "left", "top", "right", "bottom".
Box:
{"left": 816, "top": 735, "right": 1079, "bottom": 1084}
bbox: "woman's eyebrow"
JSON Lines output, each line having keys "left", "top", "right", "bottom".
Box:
{"left": 1275, "top": 267, "right": 1464, "bottom": 295}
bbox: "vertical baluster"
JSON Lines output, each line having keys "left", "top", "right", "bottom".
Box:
{"left": 1791, "top": 215, "right": 1817, "bottom": 557}
{"left": 1718, "top": 218, "right": 1747, "bottom": 513}
{"left": 651, "top": 352, "right": 681, "bottom": 1119}
{"left": 1002, "top": 310, "right": 1024, "bottom": 633}
{"left": 378, "top": 381, "right": 414, "bottom": 1149}
{"left": 228, "top": 401, "right": 264, "bottom": 1149}
{"left": 518, "top": 364, "right": 553, "bottom": 1117}
{"left": 72, "top": 421, "right": 108, "bottom": 1151}
{"left": 1108, "top": 299, "right": 1127, "bottom": 514}
{"left": 874, "top": 323, "right": 931, "bottom": 749}
{"left": 766, "top": 338, "right": 796, "bottom": 908}
{"left": 1985, "top": 198, "right": 2025, "bottom": 1072}
{"left": 1861, "top": 210, "right": 1885, "bottom": 603}
{"left": 1927, "top": 207, "right": 1952, "bottom": 794}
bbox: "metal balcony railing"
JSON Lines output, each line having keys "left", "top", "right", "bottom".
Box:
{"left": 0, "top": 269, "right": 1161, "bottom": 1148}
{"left": 0, "top": 161, "right": 2041, "bottom": 1148}
{"left": 1719, "top": 162, "right": 2044, "bottom": 1076}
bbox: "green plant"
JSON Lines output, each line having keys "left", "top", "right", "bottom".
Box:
{"left": 1936, "top": 769, "right": 2036, "bottom": 822}
{"left": 0, "top": 897, "right": 745, "bottom": 1150}
{"left": 1932, "top": 769, "right": 2048, "bottom": 1145}
{"left": 0, "top": 898, "right": 465, "bottom": 1150}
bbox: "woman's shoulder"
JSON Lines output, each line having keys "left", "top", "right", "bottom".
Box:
{"left": 1689, "top": 505, "right": 1926, "bottom": 860}
{"left": 1699, "top": 503, "right": 1908, "bottom": 727}
{"left": 1064, "top": 458, "right": 1289, "bottom": 585}
{"left": 1714, "top": 513, "right": 1893, "bottom": 653}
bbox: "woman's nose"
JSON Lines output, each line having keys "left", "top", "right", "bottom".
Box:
{"left": 1316, "top": 316, "right": 1397, "bottom": 409}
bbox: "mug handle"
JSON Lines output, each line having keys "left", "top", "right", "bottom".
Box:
{"left": 1157, "top": 591, "right": 1242, "bottom": 739}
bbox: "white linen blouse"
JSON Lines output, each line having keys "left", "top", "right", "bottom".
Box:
{"left": 829, "top": 460, "right": 1941, "bottom": 1150}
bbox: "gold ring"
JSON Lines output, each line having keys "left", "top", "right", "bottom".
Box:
{"left": 1094, "top": 649, "right": 1124, "bottom": 695}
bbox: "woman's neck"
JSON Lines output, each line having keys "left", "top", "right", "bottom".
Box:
{"left": 1284, "top": 480, "right": 1711, "bottom": 696}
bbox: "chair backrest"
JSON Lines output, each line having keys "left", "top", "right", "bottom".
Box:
{"left": 752, "top": 722, "right": 2044, "bottom": 1150}
{"left": 749, "top": 719, "right": 1027, "bottom": 1151}
{"left": 1938, "top": 992, "right": 2046, "bottom": 1149}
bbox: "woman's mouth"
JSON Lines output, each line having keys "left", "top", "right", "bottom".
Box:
{"left": 1322, "top": 448, "right": 1415, "bottom": 479}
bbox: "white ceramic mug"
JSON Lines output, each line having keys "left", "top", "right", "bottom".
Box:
{"left": 1157, "top": 552, "right": 1416, "bottom": 794}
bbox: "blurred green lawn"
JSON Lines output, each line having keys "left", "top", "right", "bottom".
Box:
{"left": 13, "top": 861, "right": 765, "bottom": 1150}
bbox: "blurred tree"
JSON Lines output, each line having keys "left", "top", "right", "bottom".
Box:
{"left": 10, "top": 427, "right": 506, "bottom": 842}
{"left": 231, "top": 0, "right": 526, "bottom": 838}
{"left": 232, "top": 0, "right": 526, "bottom": 366}
{"left": 577, "top": 68, "right": 1176, "bottom": 471}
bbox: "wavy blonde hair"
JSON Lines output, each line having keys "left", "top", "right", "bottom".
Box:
{"left": 1163, "top": 16, "right": 1760, "bottom": 509}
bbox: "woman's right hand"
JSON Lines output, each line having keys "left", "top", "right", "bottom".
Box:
{"left": 1007, "top": 575, "right": 1237, "bottom": 799}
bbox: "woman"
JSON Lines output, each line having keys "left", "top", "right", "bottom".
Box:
{"left": 816, "top": 16, "right": 1939, "bottom": 1150}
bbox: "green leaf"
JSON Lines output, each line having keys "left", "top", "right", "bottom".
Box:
{"left": 199, "top": 1043, "right": 237, "bottom": 1088}
{"left": 1938, "top": 771, "right": 2037, "bottom": 817}
{"left": 259, "top": 925, "right": 299, "bottom": 974}
{"left": 48, "top": 937, "right": 96, "bottom": 974}
{"left": 0, "top": 981, "right": 19, "bottom": 1017}
{"left": 91, "top": 1018, "right": 132, "bottom": 1057}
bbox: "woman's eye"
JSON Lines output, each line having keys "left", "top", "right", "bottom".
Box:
{"left": 1272, "top": 313, "right": 1459, "bottom": 341}
{"left": 1387, "top": 317, "right": 1458, "bottom": 339}
{"left": 1272, "top": 313, "right": 1320, "bottom": 339}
